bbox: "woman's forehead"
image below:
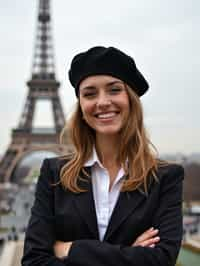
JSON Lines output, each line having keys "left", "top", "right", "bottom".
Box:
{"left": 79, "top": 75, "right": 123, "bottom": 90}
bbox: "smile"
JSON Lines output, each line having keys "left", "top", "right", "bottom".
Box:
{"left": 95, "top": 112, "right": 119, "bottom": 119}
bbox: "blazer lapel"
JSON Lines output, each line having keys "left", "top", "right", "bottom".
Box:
{"left": 103, "top": 188, "right": 147, "bottom": 241}
{"left": 72, "top": 166, "right": 149, "bottom": 241}
{"left": 72, "top": 168, "right": 99, "bottom": 239}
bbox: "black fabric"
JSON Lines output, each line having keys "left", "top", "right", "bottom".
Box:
{"left": 68, "top": 46, "right": 149, "bottom": 97}
{"left": 21, "top": 157, "right": 184, "bottom": 266}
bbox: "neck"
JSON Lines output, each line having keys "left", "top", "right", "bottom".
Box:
{"left": 95, "top": 134, "right": 120, "bottom": 168}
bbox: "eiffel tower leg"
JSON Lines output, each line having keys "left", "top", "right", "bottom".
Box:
{"left": 52, "top": 96, "right": 66, "bottom": 132}
{"left": 0, "top": 143, "right": 24, "bottom": 183}
{"left": 19, "top": 94, "right": 36, "bottom": 130}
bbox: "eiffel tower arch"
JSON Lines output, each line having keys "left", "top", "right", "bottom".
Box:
{"left": 0, "top": 0, "right": 72, "bottom": 183}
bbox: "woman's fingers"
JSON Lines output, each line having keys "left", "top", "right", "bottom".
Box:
{"left": 137, "top": 228, "right": 159, "bottom": 242}
{"left": 132, "top": 227, "right": 160, "bottom": 247}
{"left": 137, "top": 236, "right": 160, "bottom": 247}
{"left": 54, "top": 241, "right": 65, "bottom": 258}
{"left": 54, "top": 241, "right": 73, "bottom": 258}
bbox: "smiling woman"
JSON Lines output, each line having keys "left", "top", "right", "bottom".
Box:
{"left": 79, "top": 76, "right": 130, "bottom": 137}
{"left": 22, "top": 46, "right": 184, "bottom": 266}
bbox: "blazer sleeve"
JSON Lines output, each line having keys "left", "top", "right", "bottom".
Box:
{"left": 21, "top": 159, "right": 71, "bottom": 266}
{"left": 64, "top": 164, "right": 184, "bottom": 266}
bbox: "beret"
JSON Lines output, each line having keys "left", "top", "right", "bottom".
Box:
{"left": 68, "top": 46, "right": 149, "bottom": 97}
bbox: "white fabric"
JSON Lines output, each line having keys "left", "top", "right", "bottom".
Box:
{"left": 84, "top": 148, "right": 125, "bottom": 241}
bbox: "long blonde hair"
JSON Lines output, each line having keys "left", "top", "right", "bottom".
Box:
{"left": 60, "top": 85, "right": 160, "bottom": 194}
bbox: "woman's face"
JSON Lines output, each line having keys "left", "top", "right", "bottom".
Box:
{"left": 79, "top": 75, "right": 130, "bottom": 138}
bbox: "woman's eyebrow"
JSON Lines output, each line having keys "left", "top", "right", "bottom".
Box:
{"left": 80, "top": 86, "right": 96, "bottom": 91}
{"left": 106, "top": 81, "right": 124, "bottom": 86}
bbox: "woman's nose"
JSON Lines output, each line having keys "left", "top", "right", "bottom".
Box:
{"left": 96, "top": 95, "right": 112, "bottom": 108}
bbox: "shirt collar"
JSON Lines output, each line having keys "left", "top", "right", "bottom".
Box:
{"left": 84, "top": 147, "right": 126, "bottom": 183}
{"left": 84, "top": 146, "right": 104, "bottom": 168}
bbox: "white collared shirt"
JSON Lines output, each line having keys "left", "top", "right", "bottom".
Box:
{"left": 84, "top": 148, "right": 125, "bottom": 241}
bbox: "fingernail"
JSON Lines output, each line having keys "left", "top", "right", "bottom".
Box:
{"left": 155, "top": 237, "right": 160, "bottom": 241}
{"left": 150, "top": 227, "right": 154, "bottom": 231}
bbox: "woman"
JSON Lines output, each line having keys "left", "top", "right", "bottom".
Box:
{"left": 22, "top": 46, "right": 184, "bottom": 266}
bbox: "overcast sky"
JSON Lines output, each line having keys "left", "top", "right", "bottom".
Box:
{"left": 0, "top": 0, "right": 199, "bottom": 156}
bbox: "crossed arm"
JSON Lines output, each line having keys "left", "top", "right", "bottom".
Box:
{"left": 21, "top": 159, "right": 184, "bottom": 266}
{"left": 54, "top": 227, "right": 160, "bottom": 258}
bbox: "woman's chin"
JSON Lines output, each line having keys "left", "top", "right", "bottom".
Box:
{"left": 95, "top": 127, "right": 121, "bottom": 137}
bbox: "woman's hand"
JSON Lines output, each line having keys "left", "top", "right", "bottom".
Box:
{"left": 132, "top": 227, "right": 160, "bottom": 248}
{"left": 53, "top": 241, "right": 73, "bottom": 259}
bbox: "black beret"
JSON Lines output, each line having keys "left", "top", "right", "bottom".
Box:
{"left": 68, "top": 46, "right": 149, "bottom": 97}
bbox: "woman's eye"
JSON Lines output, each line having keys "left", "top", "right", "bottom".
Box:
{"left": 83, "top": 92, "right": 97, "bottom": 97}
{"left": 110, "top": 86, "right": 122, "bottom": 94}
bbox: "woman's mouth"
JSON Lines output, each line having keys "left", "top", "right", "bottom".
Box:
{"left": 95, "top": 111, "right": 119, "bottom": 120}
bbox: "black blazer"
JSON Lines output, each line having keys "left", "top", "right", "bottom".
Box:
{"left": 21, "top": 157, "right": 184, "bottom": 266}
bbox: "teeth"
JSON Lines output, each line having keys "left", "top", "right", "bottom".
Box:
{"left": 97, "top": 112, "right": 117, "bottom": 118}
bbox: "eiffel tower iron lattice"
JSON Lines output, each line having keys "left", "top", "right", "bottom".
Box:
{"left": 0, "top": 0, "right": 71, "bottom": 183}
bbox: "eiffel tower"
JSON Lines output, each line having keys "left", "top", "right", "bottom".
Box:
{"left": 0, "top": 0, "right": 71, "bottom": 183}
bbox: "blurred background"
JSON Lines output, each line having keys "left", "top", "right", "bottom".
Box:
{"left": 0, "top": 0, "right": 199, "bottom": 265}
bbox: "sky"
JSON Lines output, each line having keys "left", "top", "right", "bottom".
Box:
{"left": 0, "top": 0, "right": 199, "bottom": 156}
